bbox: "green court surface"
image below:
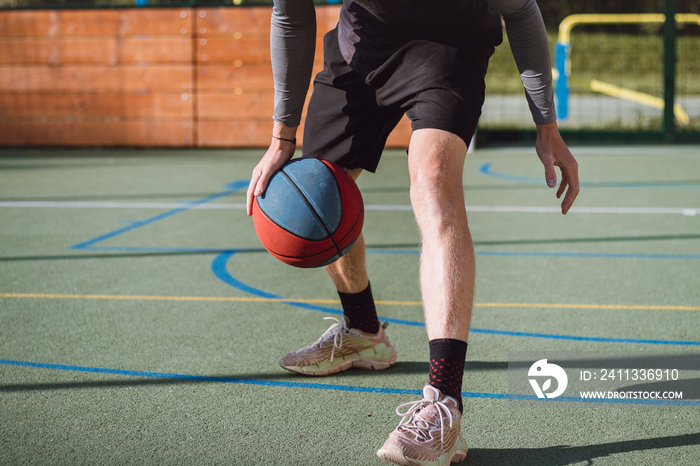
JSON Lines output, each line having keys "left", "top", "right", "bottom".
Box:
{"left": 1, "top": 146, "right": 699, "bottom": 465}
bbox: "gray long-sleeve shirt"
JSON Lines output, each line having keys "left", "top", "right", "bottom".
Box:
{"left": 271, "top": 0, "right": 555, "bottom": 128}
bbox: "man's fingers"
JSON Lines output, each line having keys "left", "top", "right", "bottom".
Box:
{"left": 254, "top": 175, "right": 267, "bottom": 197}
{"left": 560, "top": 174, "right": 580, "bottom": 215}
{"left": 561, "top": 187, "right": 577, "bottom": 214}
{"left": 246, "top": 180, "right": 257, "bottom": 217}
{"left": 556, "top": 176, "right": 567, "bottom": 199}
{"left": 247, "top": 166, "right": 275, "bottom": 216}
{"left": 543, "top": 156, "right": 557, "bottom": 188}
{"left": 246, "top": 168, "right": 263, "bottom": 216}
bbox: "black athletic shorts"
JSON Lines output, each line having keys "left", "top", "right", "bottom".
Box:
{"left": 302, "top": 27, "right": 499, "bottom": 173}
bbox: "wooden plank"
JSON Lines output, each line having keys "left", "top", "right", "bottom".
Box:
{"left": 0, "top": 65, "right": 193, "bottom": 92}
{"left": 117, "top": 8, "right": 193, "bottom": 36}
{"left": 0, "top": 93, "right": 192, "bottom": 119}
{"left": 197, "top": 64, "right": 323, "bottom": 91}
{"left": 197, "top": 64, "right": 272, "bottom": 91}
{"left": 197, "top": 120, "right": 276, "bottom": 147}
{"left": 198, "top": 92, "right": 275, "bottom": 119}
{"left": 195, "top": 36, "right": 324, "bottom": 65}
{"left": 197, "top": 37, "right": 270, "bottom": 64}
{"left": 0, "top": 8, "right": 192, "bottom": 38}
{"left": 0, "top": 121, "right": 193, "bottom": 146}
{"left": 195, "top": 5, "right": 340, "bottom": 36}
{"left": 0, "top": 37, "right": 192, "bottom": 65}
{"left": 119, "top": 37, "right": 192, "bottom": 64}
{"left": 197, "top": 116, "right": 411, "bottom": 148}
{"left": 0, "top": 101, "right": 407, "bottom": 148}
{"left": 195, "top": 7, "right": 272, "bottom": 36}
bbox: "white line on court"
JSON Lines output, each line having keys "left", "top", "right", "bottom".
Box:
{"left": 0, "top": 201, "right": 246, "bottom": 210}
{"left": 0, "top": 201, "right": 697, "bottom": 216}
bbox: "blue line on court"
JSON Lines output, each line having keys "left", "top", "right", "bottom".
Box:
{"left": 68, "top": 179, "right": 699, "bottom": 261}
{"left": 64, "top": 178, "right": 700, "bottom": 345}
{"left": 2, "top": 359, "right": 698, "bottom": 406}
{"left": 70, "top": 180, "right": 250, "bottom": 250}
{"left": 479, "top": 162, "right": 700, "bottom": 189}
{"left": 212, "top": 250, "right": 700, "bottom": 346}
{"left": 76, "top": 246, "right": 264, "bottom": 254}
{"left": 210, "top": 251, "right": 417, "bottom": 324}
{"left": 472, "top": 328, "right": 700, "bottom": 346}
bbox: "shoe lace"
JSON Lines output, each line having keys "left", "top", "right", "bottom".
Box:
{"left": 312, "top": 316, "right": 350, "bottom": 362}
{"left": 395, "top": 396, "right": 454, "bottom": 451}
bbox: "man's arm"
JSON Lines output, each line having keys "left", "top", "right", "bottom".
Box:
{"left": 487, "top": 0, "right": 554, "bottom": 124}
{"left": 247, "top": 0, "right": 316, "bottom": 216}
{"left": 271, "top": 0, "right": 316, "bottom": 128}
{"left": 487, "top": 0, "right": 579, "bottom": 214}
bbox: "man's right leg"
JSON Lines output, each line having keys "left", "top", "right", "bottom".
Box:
{"left": 324, "top": 169, "right": 370, "bottom": 294}
{"left": 323, "top": 169, "right": 380, "bottom": 335}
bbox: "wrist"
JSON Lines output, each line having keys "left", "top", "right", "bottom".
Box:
{"left": 272, "top": 121, "right": 298, "bottom": 143}
{"left": 536, "top": 120, "right": 559, "bottom": 138}
{"left": 272, "top": 135, "right": 296, "bottom": 144}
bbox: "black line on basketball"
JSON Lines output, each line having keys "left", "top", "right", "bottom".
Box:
{"left": 280, "top": 166, "right": 343, "bottom": 258}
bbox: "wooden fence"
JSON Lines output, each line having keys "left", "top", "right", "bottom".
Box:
{"left": 0, "top": 6, "right": 411, "bottom": 147}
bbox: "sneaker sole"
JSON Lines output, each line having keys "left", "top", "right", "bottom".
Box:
{"left": 377, "top": 445, "right": 468, "bottom": 466}
{"left": 377, "top": 435, "right": 468, "bottom": 466}
{"left": 280, "top": 357, "right": 395, "bottom": 376}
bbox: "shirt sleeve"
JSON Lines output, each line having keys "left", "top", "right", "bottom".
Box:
{"left": 487, "top": 0, "right": 556, "bottom": 124}
{"left": 270, "top": 0, "right": 317, "bottom": 127}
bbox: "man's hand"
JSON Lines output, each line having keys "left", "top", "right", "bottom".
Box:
{"left": 246, "top": 123, "right": 298, "bottom": 216}
{"left": 535, "top": 121, "right": 580, "bottom": 215}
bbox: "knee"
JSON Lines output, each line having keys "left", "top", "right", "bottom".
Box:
{"left": 407, "top": 128, "right": 468, "bottom": 228}
{"left": 409, "top": 160, "right": 464, "bottom": 219}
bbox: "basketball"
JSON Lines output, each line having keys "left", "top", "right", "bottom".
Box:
{"left": 252, "top": 158, "right": 364, "bottom": 268}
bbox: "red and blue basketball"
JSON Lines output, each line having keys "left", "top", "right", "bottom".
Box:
{"left": 252, "top": 158, "right": 364, "bottom": 268}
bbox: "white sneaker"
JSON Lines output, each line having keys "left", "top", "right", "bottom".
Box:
{"left": 377, "top": 385, "right": 468, "bottom": 465}
{"left": 279, "top": 317, "right": 396, "bottom": 376}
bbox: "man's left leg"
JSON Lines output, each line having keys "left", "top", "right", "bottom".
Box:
{"left": 409, "top": 129, "right": 474, "bottom": 345}
{"left": 378, "top": 128, "right": 473, "bottom": 465}
{"left": 278, "top": 169, "right": 397, "bottom": 376}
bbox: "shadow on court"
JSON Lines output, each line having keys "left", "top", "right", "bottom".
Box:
{"left": 466, "top": 432, "right": 700, "bottom": 466}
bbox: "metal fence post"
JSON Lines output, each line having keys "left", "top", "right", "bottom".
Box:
{"left": 663, "top": 0, "right": 677, "bottom": 141}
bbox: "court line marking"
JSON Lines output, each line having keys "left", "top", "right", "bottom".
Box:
{"left": 5, "top": 178, "right": 697, "bottom": 404}
{"left": 55, "top": 181, "right": 699, "bottom": 344}
{"left": 2, "top": 359, "right": 698, "bottom": 407}
{"left": 68, "top": 181, "right": 250, "bottom": 251}
{"left": 2, "top": 200, "right": 697, "bottom": 216}
{"left": 479, "top": 162, "right": 700, "bottom": 190}
{"left": 370, "top": 248, "right": 700, "bottom": 260}
{"left": 2, "top": 293, "right": 699, "bottom": 312}
{"left": 3, "top": 290, "right": 698, "bottom": 346}
{"left": 210, "top": 251, "right": 700, "bottom": 346}
{"left": 60, "top": 179, "right": 700, "bottom": 261}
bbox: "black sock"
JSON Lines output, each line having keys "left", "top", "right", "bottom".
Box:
{"left": 428, "top": 338, "right": 468, "bottom": 412}
{"left": 338, "top": 282, "right": 380, "bottom": 334}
